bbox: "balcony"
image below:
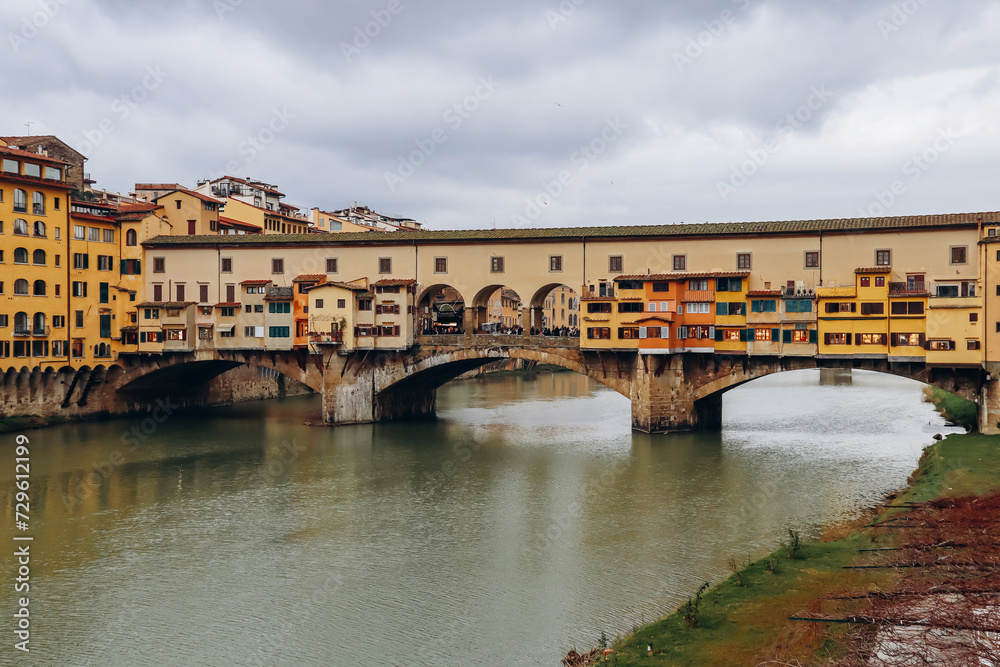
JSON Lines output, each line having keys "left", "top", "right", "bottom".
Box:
{"left": 682, "top": 290, "right": 715, "bottom": 302}
{"left": 13, "top": 326, "right": 30, "bottom": 337}
{"left": 32, "top": 326, "right": 49, "bottom": 337}
{"left": 889, "top": 281, "right": 928, "bottom": 295}
{"left": 781, "top": 286, "right": 815, "bottom": 297}
{"left": 310, "top": 332, "right": 344, "bottom": 345}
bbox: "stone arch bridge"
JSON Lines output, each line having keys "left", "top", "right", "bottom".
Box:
{"left": 3, "top": 336, "right": 984, "bottom": 432}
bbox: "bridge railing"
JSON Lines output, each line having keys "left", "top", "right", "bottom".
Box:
{"left": 416, "top": 334, "right": 580, "bottom": 348}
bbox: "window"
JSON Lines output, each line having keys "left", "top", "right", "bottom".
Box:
{"left": 226, "top": 285, "right": 236, "bottom": 302}
{"left": 75, "top": 311, "right": 84, "bottom": 327}
{"left": 13, "top": 279, "right": 28, "bottom": 295}
{"left": 618, "top": 302, "right": 643, "bottom": 313}
{"left": 722, "top": 329, "right": 741, "bottom": 341}
{"left": 272, "top": 258, "right": 284, "bottom": 274}
{"left": 326, "top": 258, "right": 338, "bottom": 273}
{"left": 892, "top": 333, "right": 923, "bottom": 347}
{"left": 716, "top": 277, "right": 742, "bottom": 292}
{"left": 13, "top": 189, "right": 26, "bottom": 213}
{"left": 54, "top": 197, "right": 61, "bottom": 210}
{"left": 824, "top": 302, "right": 857, "bottom": 313}
{"left": 927, "top": 340, "right": 955, "bottom": 351}
{"left": 73, "top": 224, "right": 85, "bottom": 239}
{"left": 890, "top": 301, "right": 924, "bottom": 315}
{"left": 23, "top": 163, "right": 39, "bottom": 178}
{"left": 672, "top": 255, "right": 686, "bottom": 271}
{"left": 218, "top": 306, "right": 234, "bottom": 317}
{"left": 153, "top": 284, "right": 163, "bottom": 301}
{"left": 687, "top": 302, "right": 711, "bottom": 314}
{"left": 267, "top": 302, "right": 291, "bottom": 314}
{"left": 618, "top": 327, "right": 640, "bottom": 339}
{"left": 121, "top": 259, "right": 141, "bottom": 275}
{"left": 860, "top": 277, "right": 870, "bottom": 287}
{"left": 750, "top": 299, "right": 777, "bottom": 313}
{"left": 951, "top": 246, "right": 967, "bottom": 265}
{"left": 549, "top": 255, "right": 562, "bottom": 272}
{"left": 165, "top": 328, "right": 186, "bottom": 341}
{"left": 14, "top": 248, "right": 27, "bottom": 264}
{"left": 824, "top": 333, "right": 850, "bottom": 345}
{"left": 176, "top": 284, "right": 185, "bottom": 302}
{"left": 199, "top": 285, "right": 209, "bottom": 303}
{"left": 784, "top": 299, "right": 811, "bottom": 313}
{"left": 153, "top": 257, "right": 165, "bottom": 273}
{"left": 378, "top": 257, "right": 391, "bottom": 274}
{"left": 736, "top": 253, "right": 751, "bottom": 270}
{"left": 971, "top": 313, "right": 979, "bottom": 323}
{"left": 97, "top": 255, "right": 112, "bottom": 271}
{"left": 33, "top": 280, "right": 45, "bottom": 296}
{"left": 618, "top": 280, "right": 643, "bottom": 290}
{"left": 52, "top": 315, "right": 64, "bottom": 328}
{"left": 126, "top": 229, "right": 137, "bottom": 246}
{"left": 2, "top": 159, "right": 17, "bottom": 173}
{"left": 72, "top": 281, "right": 88, "bottom": 297}
{"left": 609, "top": 256, "right": 623, "bottom": 273}
{"left": 221, "top": 257, "right": 233, "bottom": 273}
{"left": 860, "top": 302, "right": 884, "bottom": 315}
{"left": 88, "top": 227, "right": 100, "bottom": 242}
{"left": 968, "top": 340, "right": 981, "bottom": 350}
{"left": 688, "top": 279, "right": 708, "bottom": 291}
{"left": 358, "top": 298, "right": 372, "bottom": 311}
{"left": 857, "top": 333, "right": 887, "bottom": 345}
{"left": 792, "top": 330, "right": 809, "bottom": 343}
{"left": 587, "top": 303, "right": 612, "bottom": 314}
{"left": 337, "top": 298, "right": 346, "bottom": 308}
{"left": 103, "top": 229, "right": 114, "bottom": 243}
{"left": 219, "top": 327, "right": 234, "bottom": 338}
{"left": 652, "top": 282, "right": 669, "bottom": 293}
{"left": 875, "top": 277, "right": 885, "bottom": 287}
{"left": 73, "top": 253, "right": 88, "bottom": 269}
{"left": 33, "top": 220, "right": 45, "bottom": 237}
{"left": 32, "top": 192, "right": 45, "bottom": 215}
{"left": 32, "top": 249, "right": 45, "bottom": 265}
{"left": 755, "top": 328, "right": 771, "bottom": 341}
{"left": 13, "top": 219, "right": 28, "bottom": 235}
{"left": 487, "top": 256, "right": 505, "bottom": 274}
{"left": 587, "top": 327, "right": 611, "bottom": 339}
{"left": 434, "top": 257, "right": 447, "bottom": 274}
{"left": 875, "top": 249, "right": 891, "bottom": 266}
{"left": 936, "top": 284, "right": 959, "bottom": 298}
{"left": 268, "top": 326, "right": 290, "bottom": 338}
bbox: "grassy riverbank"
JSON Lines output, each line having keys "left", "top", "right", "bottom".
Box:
{"left": 574, "top": 433, "right": 1000, "bottom": 666}
{"left": 921, "top": 386, "right": 978, "bottom": 431}
{"left": 0, "top": 413, "right": 72, "bottom": 434}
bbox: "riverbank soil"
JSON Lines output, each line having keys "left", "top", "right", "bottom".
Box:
{"left": 574, "top": 434, "right": 1000, "bottom": 666}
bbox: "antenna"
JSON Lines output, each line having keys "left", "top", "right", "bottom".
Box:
{"left": 24, "top": 121, "right": 33, "bottom": 134}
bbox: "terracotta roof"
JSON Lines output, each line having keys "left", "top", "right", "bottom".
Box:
{"left": 119, "top": 325, "right": 138, "bottom": 332}
{"left": 70, "top": 212, "right": 116, "bottom": 223}
{"left": 119, "top": 202, "right": 161, "bottom": 213}
{"left": 135, "top": 183, "right": 183, "bottom": 190}
{"left": 631, "top": 315, "right": 675, "bottom": 324}
{"left": 0, "top": 170, "right": 73, "bottom": 191}
{"left": 219, "top": 216, "right": 263, "bottom": 231}
{"left": 153, "top": 188, "right": 222, "bottom": 205}
{"left": 855, "top": 266, "right": 893, "bottom": 274}
{"left": 616, "top": 271, "right": 751, "bottom": 282}
{"left": 292, "top": 274, "right": 326, "bottom": 283}
{"left": 214, "top": 302, "right": 242, "bottom": 308}
{"left": 0, "top": 144, "right": 69, "bottom": 165}
{"left": 315, "top": 281, "right": 370, "bottom": 292}
{"left": 240, "top": 279, "right": 272, "bottom": 286}
{"left": 580, "top": 296, "right": 616, "bottom": 302}
{"left": 208, "top": 175, "right": 285, "bottom": 197}
{"left": 746, "top": 290, "right": 782, "bottom": 296}
{"left": 373, "top": 278, "right": 417, "bottom": 286}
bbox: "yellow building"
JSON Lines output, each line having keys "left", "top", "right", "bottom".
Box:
{"left": 152, "top": 188, "right": 222, "bottom": 235}
{"left": 542, "top": 285, "right": 578, "bottom": 330}
{"left": 223, "top": 198, "right": 309, "bottom": 235}
{"left": 307, "top": 279, "right": 371, "bottom": 350}
{"left": 0, "top": 144, "right": 72, "bottom": 365}
{"left": 67, "top": 199, "right": 125, "bottom": 364}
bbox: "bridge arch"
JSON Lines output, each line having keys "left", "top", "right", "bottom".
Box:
{"left": 469, "top": 284, "right": 523, "bottom": 333}
{"left": 416, "top": 283, "right": 466, "bottom": 334}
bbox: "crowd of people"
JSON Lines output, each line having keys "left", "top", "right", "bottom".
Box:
{"left": 419, "top": 324, "right": 580, "bottom": 337}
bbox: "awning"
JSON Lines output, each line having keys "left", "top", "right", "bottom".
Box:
{"left": 216, "top": 324, "right": 234, "bottom": 333}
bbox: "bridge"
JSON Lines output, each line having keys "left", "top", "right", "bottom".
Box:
{"left": 3, "top": 333, "right": 970, "bottom": 433}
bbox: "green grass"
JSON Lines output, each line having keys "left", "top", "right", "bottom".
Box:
{"left": 0, "top": 413, "right": 73, "bottom": 434}
{"left": 922, "top": 386, "right": 978, "bottom": 431}
{"left": 591, "top": 432, "right": 1000, "bottom": 666}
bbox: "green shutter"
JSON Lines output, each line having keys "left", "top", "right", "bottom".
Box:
{"left": 715, "top": 328, "right": 723, "bottom": 342}
{"left": 801, "top": 300, "right": 812, "bottom": 313}
{"left": 772, "top": 328, "right": 779, "bottom": 342}
{"left": 99, "top": 314, "right": 111, "bottom": 338}
{"left": 809, "top": 329, "right": 818, "bottom": 344}
{"left": 716, "top": 302, "right": 727, "bottom": 316}
{"left": 99, "top": 282, "right": 109, "bottom": 304}
{"left": 782, "top": 329, "right": 792, "bottom": 343}
{"left": 120, "top": 259, "right": 127, "bottom": 274}
{"left": 739, "top": 328, "right": 748, "bottom": 342}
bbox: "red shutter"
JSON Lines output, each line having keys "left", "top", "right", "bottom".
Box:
{"left": 226, "top": 285, "right": 235, "bottom": 302}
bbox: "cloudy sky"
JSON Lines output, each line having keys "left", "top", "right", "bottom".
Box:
{"left": 3, "top": 0, "right": 998, "bottom": 229}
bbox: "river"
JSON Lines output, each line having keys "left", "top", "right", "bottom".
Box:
{"left": 1, "top": 368, "right": 962, "bottom": 665}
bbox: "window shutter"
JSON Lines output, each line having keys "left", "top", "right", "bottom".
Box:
{"left": 853, "top": 334, "right": 859, "bottom": 345}
{"left": 99, "top": 315, "right": 111, "bottom": 338}
{"left": 715, "top": 328, "right": 723, "bottom": 342}
{"left": 824, "top": 333, "right": 831, "bottom": 345}
{"left": 226, "top": 285, "right": 235, "bottom": 302}
{"left": 919, "top": 334, "right": 926, "bottom": 347}
{"left": 120, "top": 259, "right": 126, "bottom": 273}
{"left": 771, "top": 328, "right": 779, "bottom": 342}
{"left": 639, "top": 327, "right": 647, "bottom": 339}
{"left": 809, "top": 329, "right": 818, "bottom": 344}
{"left": 708, "top": 326, "right": 715, "bottom": 339}
{"left": 716, "top": 302, "right": 727, "bottom": 316}
{"left": 99, "top": 282, "right": 109, "bottom": 304}
{"left": 740, "top": 328, "right": 748, "bottom": 342}
{"left": 782, "top": 329, "right": 792, "bottom": 343}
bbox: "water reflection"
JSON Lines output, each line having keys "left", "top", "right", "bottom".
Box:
{"left": 0, "top": 369, "right": 962, "bottom": 666}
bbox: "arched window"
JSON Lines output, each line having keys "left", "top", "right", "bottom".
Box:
{"left": 13, "top": 219, "right": 28, "bottom": 235}
{"left": 33, "top": 220, "right": 45, "bottom": 237}
{"left": 32, "top": 313, "right": 45, "bottom": 333}
{"left": 13, "top": 189, "right": 26, "bottom": 213}
{"left": 14, "top": 312, "right": 29, "bottom": 333}
{"left": 14, "top": 279, "right": 29, "bottom": 295}
{"left": 32, "top": 192, "right": 45, "bottom": 215}
{"left": 13, "top": 248, "right": 28, "bottom": 264}
{"left": 32, "top": 249, "right": 45, "bottom": 265}
{"left": 126, "top": 229, "right": 137, "bottom": 246}
{"left": 33, "top": 280, "right": 46, "bottom": 296}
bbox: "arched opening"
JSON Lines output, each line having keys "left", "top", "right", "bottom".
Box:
{"left": 13, "top": 247, "right": 28, "bottom": 264}
{"left": 33, "top": 280, "right": 46, "bottom": 296}
{"left": 14, "top": 279, "right": 29, "bottom": 295}
{"left": 32, "top": 249, "right": 45, "bottom": 265}
{"left": 529, "top": 283, "right": 581, "bottom": 337}
{"left": 33, "top": 220, "right": 45, "bottom": 237}
{"left": 13, "top": 219, "right": 28, "bottom": 236}
{"left": 416, "top": 284, "right": 466, "bottom": 335}
{"left": 13, "top": 189, "right": 26, "bottom": 214}
{"left": 32, "top": 192, "right": 45, "bottom": 215}
{"left": 126, "top": 229, "right": 137, "bottom": 246}
{"left": 470, "top": 284, "right": 523, "bottom": 334}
